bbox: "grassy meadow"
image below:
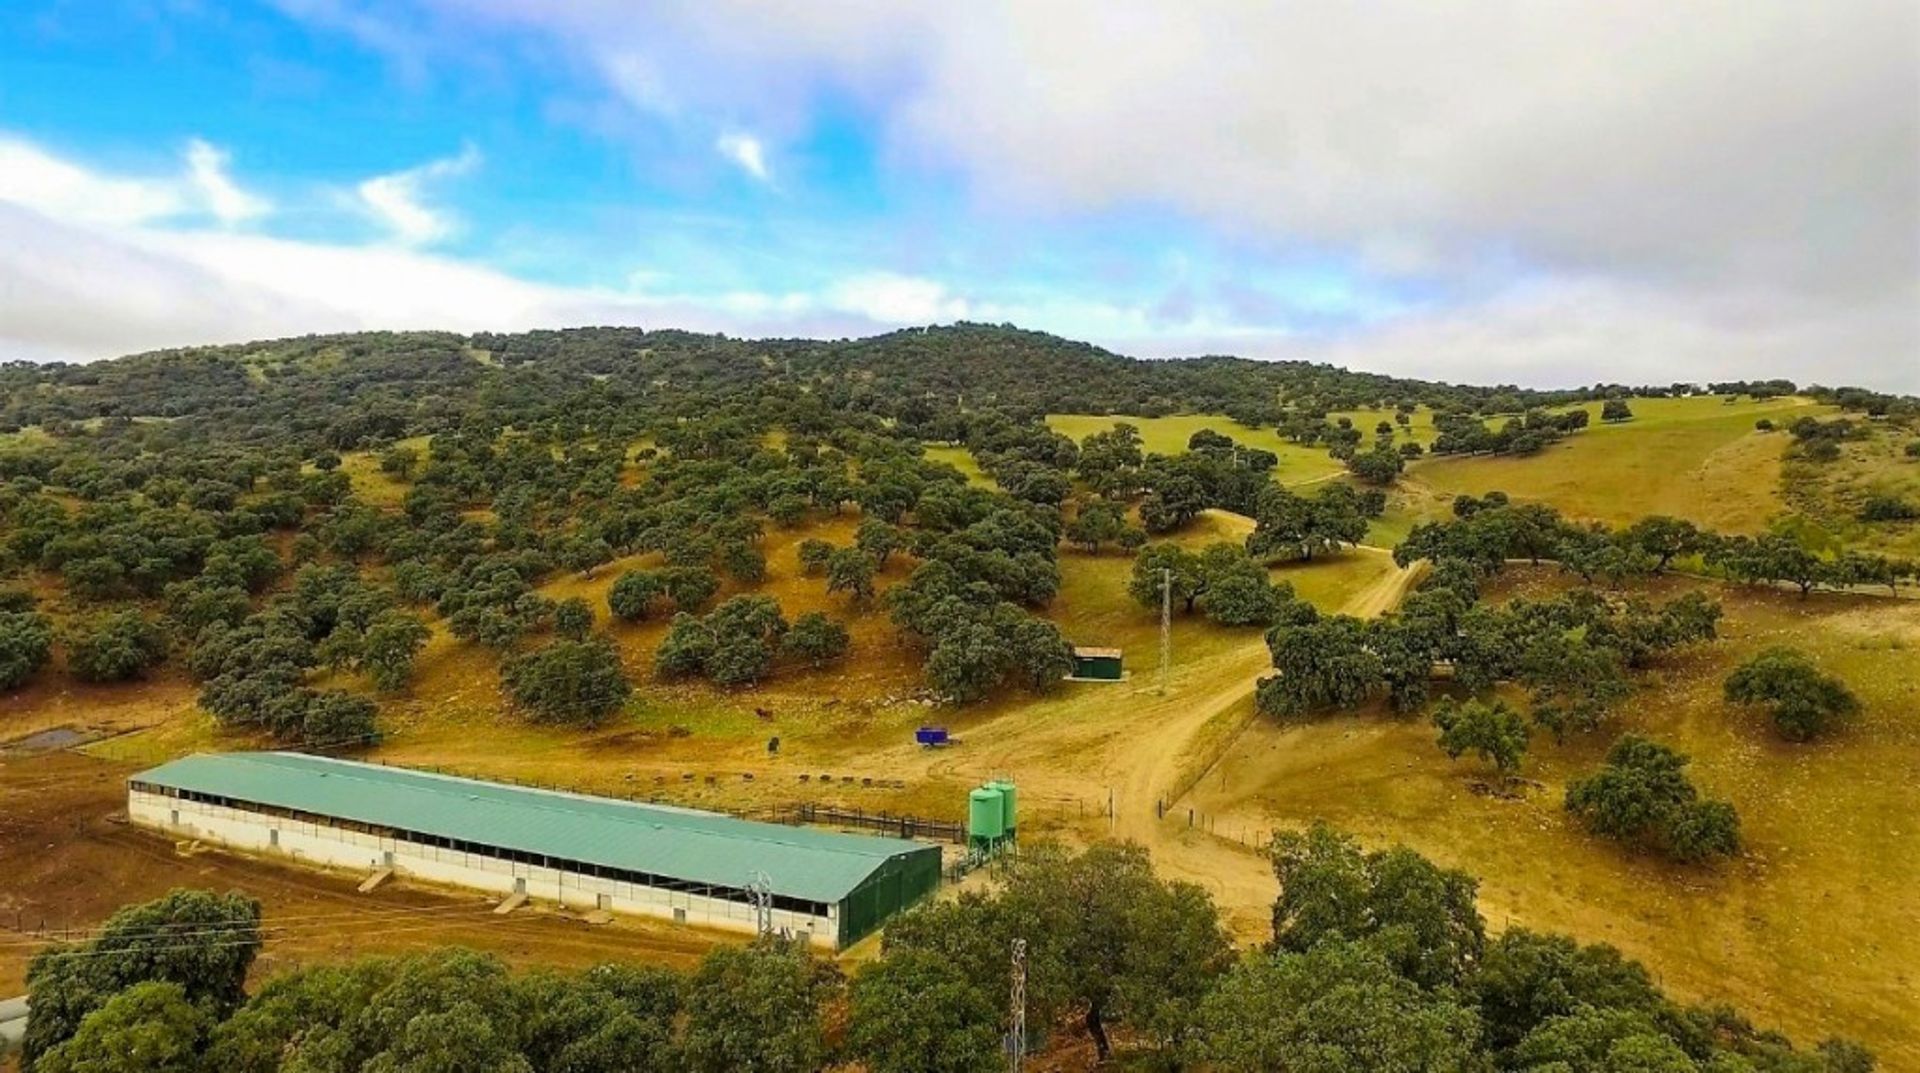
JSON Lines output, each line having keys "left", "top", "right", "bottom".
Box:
{"left": 1410, "top": 395, "right": 1833, "bottom": 534}
{"left": 1781, "top": 421, "right": 1920, "bottom": 559}
{"left": 1186, "top": 567, "right": 1920, "bottom": 1062}
{"left": 1046, "top": 413, "right": 1349, "bottom": 485}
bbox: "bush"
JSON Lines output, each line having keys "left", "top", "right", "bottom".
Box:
{"left": 64, "top": 611, "right": 170, "bottom": 683}
{"left": 1433, "top": 697, "right": 1530, "bottom": 774}
{"left": 1723, "top": 646, "right": 1859, "bottom": 741}
{"left": 782, "top": 612, "right": 849, "bottom": 668}
{"left": 0, "top": 610, "right": 54, "bottom": 690}
{"left": 1601, "top": 399, "right": 1634, "bottom": 423}
{"left": 1858, "top": 495, "right": 1918, "bottom": 522}
{"left": 608, "top": 570, "right": 663, "bottom": 621}
{"left": 1565, "top": 735, "right": 1739, "bottom": 862}
{"left": 502, "top": 639, "right": 631, "bottom": 726}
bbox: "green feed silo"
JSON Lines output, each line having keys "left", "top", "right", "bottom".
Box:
{"left": 989, "top": 779, "right": 1017, "bottom": 835}
{"left": 968, "top": 786, "right": 1005, "bottom": 845}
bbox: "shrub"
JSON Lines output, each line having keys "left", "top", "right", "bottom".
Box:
{"left": 1565, "top": 735, "right": 1739, "bottom": 862}
{"left": 502, "top": 639, "right": 631, "bottom": 726}
{"left": 1858, "top": 495, "right": 1918, "bottom": 522}
{"left": 1723, "top": 646, "right": 1860, "bottom": 741}
{"left": 782, "top": 612, "right": 850, "bottom": 668}
{"left": 0, "top": 610, "right": 54, "bottom": 690}
{"left": 64, "top": 611, "right": 170, "bottom": 683}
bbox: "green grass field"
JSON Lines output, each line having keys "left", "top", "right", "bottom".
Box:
{"left": 1410, "top": 395, "right": 1833, "bottom": 534}
{"left": 1046, "top": 413, "right": 1349, "bottom": 485}
{"left": 920, "top": 443, "right": 998, "bottom": 489}
{"left": 335, "top": 435, "right": 431, "bottom": 507}
{"left": 1780, "top": 422, "right": 1920, "bottom": 559}
{"left": 1047, "top": 397, "right": 1841, "bottom": 541}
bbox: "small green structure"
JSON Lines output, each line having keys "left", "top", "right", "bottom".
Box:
{"left": 968, "top": 785, "right": 1006, "bottom": 848}
{"left": 989, "top": 779, "right": 1018, "bottom": 835}
{"left": 1069, "top": 646, "right": 1124, "bottom": 681}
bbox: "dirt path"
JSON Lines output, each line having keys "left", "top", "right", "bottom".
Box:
{"left": 1098, "top": 547, "right": 1425, "bottom": 937}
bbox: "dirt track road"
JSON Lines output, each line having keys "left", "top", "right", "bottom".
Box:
{"left": 1114, "top": 548, "right": 1425, "bottom": 936}
{"left": 924, "top": 545, "right": 1425, "bottom": 938}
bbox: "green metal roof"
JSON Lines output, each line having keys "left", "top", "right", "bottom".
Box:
{"left": 131, "top": 752, "right": 936, "bottom": 904}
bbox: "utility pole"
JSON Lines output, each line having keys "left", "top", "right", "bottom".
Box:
{"left": 1009, "top": 938, "right": 1028, "bottom": 1073}
{"left": 748, "top": 871, "right": 773, "bottom": 937}
{"left": 1159, "top": 567, "right": 1172, "bottom": 694}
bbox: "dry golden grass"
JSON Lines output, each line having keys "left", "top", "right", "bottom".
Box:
{"left": 1186, "top": 567, "right": 1920, "bottom": 1062}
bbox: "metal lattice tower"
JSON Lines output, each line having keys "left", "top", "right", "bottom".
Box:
{"left": 748, "top": 871, "right": 774, "bottom": 937}
{"left": 1009, "top": 938, "right": 1028, "bottom": 1073}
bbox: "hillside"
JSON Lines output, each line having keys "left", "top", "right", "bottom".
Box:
{"left": 2, "top": 323, "right": 1918, "bottom": 1069}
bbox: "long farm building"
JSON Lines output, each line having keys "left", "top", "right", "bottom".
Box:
{"left": 128, "top": 752, "right": 941, "bottom": 949}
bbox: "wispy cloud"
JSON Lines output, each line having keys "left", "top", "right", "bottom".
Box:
{"left": 0, "top": 135, "right": 270, "bottom": 228}
{"left": 356, "top": 143, "right": 481, "bottom": 245}
{"left": 715, "top": 131, "right": 771, "bottom": 184}
{"left": 186, "top": 139, "right": 271, "bottom": 226}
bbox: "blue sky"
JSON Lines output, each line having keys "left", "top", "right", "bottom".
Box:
{"left": 2, "top": 1, "right": 1914, "bottom": 388}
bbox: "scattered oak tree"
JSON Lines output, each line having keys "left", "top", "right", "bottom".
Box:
{"left": 0, "top": 609, "right": 54, "bottom": 691}
{"left": 501, "top": 638, "right": 631, "bottom": 726}
{"left": 781, "top": 612, "right": 850, "bottom": 669}
{"left": 63, "top": 611, "right": 169, "bottom": 683}
{"left": 1723, "top": 646, "right": 1860, "bottom": 741}
{"left": 360, "top": 610, "right": 430, "bottom": 692}
{"left": 1433, "top": 697, "right": 1530, "bottom": 775}
{"left": 1565, "top": 735, "right": 1740, "bottom": 863}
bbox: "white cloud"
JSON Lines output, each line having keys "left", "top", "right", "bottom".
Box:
{"left": 0, "top": 135, "right": 923, "bottom": 362}
{"left": 826, "top": 273, "right": 966, "bottom": 323}
{"left": 370, "top": 0, "right": 1917, "bottom": 385}
{"left": 356, "top": 143, "right": 481, "bottom": 245}
{"left": 185, "top": 139, "right": 272, "bottom": 226}
{"left": 0, "top": 135, "right": 272, "bottom": 230}
{"left": 715, "top": 131, "right": 771, "bottom": 183}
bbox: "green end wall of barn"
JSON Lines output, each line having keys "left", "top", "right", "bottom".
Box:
{"left": 838, "top": 844, "right": 942, "bottom": 947}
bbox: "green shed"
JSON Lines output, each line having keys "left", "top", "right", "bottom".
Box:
{"left": 1069, "top": 646, "right": 1125, "bottom": 681}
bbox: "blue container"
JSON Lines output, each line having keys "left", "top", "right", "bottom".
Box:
{"left": 915, "top": 726, "right": 950, "bottom": 746}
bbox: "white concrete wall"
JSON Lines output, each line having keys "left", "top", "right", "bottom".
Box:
{"left": 129, "top": 789, "right": 836, "bottom": 948}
